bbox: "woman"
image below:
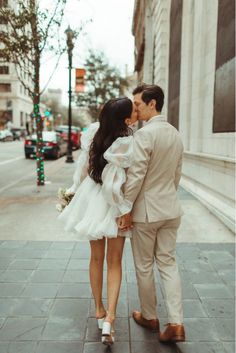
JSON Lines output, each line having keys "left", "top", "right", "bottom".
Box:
{"left": 59, "top": 97, "right": 137, "bottom": 345}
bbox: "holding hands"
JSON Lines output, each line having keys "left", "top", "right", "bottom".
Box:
{"left": 117, "top": 213, "right": 133, "bottom": 231}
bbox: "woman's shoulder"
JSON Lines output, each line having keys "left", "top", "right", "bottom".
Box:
{"left": 103, "top": 135, "right": 133, "bottom": 167}
{"left": 81, "top": 122, "right": 99, "bottom": 151}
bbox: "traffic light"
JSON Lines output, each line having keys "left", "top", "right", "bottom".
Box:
{"left": 44, "top": 109, "right": 51, "bottom": 117}
{"left": 75, "top": 68, "right": 86, "bottom": 93}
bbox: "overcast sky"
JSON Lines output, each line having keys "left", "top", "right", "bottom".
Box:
{"left": 40, "top": 0, "right": 135, "bottom": 103}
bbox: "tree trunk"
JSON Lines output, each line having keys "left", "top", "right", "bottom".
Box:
{"left": 33, "top": 53, "right": 45, "bottom": 186}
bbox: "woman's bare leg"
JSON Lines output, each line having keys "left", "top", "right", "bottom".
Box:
{"left": 89, "top": 238, "right": 106, "bottom": 318}
{"left": 106, "top": 236, "right": 126, "bottom": 323}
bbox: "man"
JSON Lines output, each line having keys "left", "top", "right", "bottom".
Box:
{"left": 119, "top": 84, "right": 185, "bottom": 342}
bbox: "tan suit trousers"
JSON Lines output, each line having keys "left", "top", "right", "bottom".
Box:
{"left": 131, "top": 217, "right": 184, "bottom": 324}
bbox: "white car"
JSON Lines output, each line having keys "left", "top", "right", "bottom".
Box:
{"left": 0, "top": 129, "right": 13, "bottom": 142}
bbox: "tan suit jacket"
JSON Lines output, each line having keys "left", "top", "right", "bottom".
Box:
{"left": 124, "top": 115, "right": 184, "bottom": 222}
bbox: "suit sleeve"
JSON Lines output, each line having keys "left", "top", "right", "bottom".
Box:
{"left": 174, "top": 155, "right": 182, "bottom": 190}
{"left": 124, "top": 129, "right": 152, "bottom": 206}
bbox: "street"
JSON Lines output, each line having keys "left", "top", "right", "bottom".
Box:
{"left": 0, "top": 141, "right": 60, "bottom": 194}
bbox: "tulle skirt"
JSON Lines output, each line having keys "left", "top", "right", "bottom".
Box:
{"left": 58, "top": 176, "right": 132, "bottom": 241}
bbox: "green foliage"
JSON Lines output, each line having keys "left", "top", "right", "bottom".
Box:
{"left": 0, "top": 0, "right": 67, "bottom": 96}
{"left": 76, "top": 50, "right": 129, "bottom": 120}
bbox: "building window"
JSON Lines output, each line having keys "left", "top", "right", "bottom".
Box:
{"left": 0, "top": 83, "right": 11, "bottom": 92}
{"left": 20, "top": 112, "right": 24, "bottom": 127}
{"left": 167, "top": 0, "right": 183, "bottom": 130}
{"left": 0, "top": 66, "right": 9, "bottom": 74}
{"left": 213, "top": 0, "right": 235, "bottom": 133}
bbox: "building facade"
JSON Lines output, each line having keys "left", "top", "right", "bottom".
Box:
{"left": 132, "top": 0, "right": 235, "bottom": 232}
{"left": 0, "top": 0, "right": 33, "bottom": 130}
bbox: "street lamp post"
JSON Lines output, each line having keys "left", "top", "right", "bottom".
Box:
{"left": 65, "top": 25, "right": 74, "bottom": 163}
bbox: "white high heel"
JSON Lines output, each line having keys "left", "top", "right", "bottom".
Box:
{"left": 97, "top": 317, "right": 105, "bottom": 329}
{"left": 101, "top": 321, "right": 115, "bottom": 345}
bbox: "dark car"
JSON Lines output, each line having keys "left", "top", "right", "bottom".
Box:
{"left": 56, "top": 125, "right": 81, "bottom": 149}
{"left": 24, "top": 131, "right": 67, "bottom": 159}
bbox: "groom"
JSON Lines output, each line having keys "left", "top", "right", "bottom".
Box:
{"left": 119, "top": 84, "right": 185, "bottom": 342}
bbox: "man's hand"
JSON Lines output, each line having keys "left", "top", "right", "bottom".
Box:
{"left": 117, "top": 213, "right": 133, "bottom": 231}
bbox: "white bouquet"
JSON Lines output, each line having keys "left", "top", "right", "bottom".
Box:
{"left": 56, "top": 187, "right": 74, "bottom": 212}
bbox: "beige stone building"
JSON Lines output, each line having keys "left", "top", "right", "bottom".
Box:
{"left": 132, "top": 0, "right": 235, "bottom": 232}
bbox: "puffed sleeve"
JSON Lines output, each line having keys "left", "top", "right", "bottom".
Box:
{"left": 67, "top": 122, "right": 99, "bottom": 194}
{"left": 101, "top": 136, "right": 133, "bottom": 216}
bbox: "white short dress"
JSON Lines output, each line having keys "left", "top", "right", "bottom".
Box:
{"left": 58, "top": 122, "right": 133, "bottom": 241}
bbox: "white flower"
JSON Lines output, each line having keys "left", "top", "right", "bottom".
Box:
{"left": 56, "top": 203, "right": 63, "bottom": 212}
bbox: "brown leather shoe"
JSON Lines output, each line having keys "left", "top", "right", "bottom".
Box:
{"left": 159, "top": 323, "right": 185, "bottom": 343}
{"left": 133, "top": 311, "right": 160, "bottom": 332}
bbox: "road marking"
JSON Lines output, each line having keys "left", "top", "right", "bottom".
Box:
{"left": 0, "top": 156, "right": 24, "bottom": 166}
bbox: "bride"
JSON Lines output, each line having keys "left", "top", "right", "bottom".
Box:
{"left": 59, "top": 97, "right": 137, "bottom": 345}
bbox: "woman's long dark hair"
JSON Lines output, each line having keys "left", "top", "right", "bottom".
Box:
{"left": 88, "top": 97, "right": 133, "bottom": 184}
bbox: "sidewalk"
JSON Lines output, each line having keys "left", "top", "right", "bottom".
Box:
{"left": 0, "top": 155, "right": 235, "bottom": 353}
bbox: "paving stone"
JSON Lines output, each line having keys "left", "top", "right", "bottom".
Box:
{"left": 41, "top": 318, "right": 86, "bottom": 340}
{"left": 213, "top": 318, "right": 235, "bottom": 341}
{"left": 0, "top": 319, "right": 5, "bottom": 329}
{"left": 0, "top": 250, "right": 17, "bottom": 259}
{"left": 83, "top": 342, "right": 130, "bottom": 353}
{"left": 49, "top": 241, "right": 76, "bottom": 250}
{"left": 0, "top": 241, "right": 27, "bottom": 249}
{"left": 222, "top": 342, "right": 235, "bottom": 353}
{"left": 202, "top": 299, "right": 235, "bottom": 318}
{"left": 185, "top": 269, "right": 222, "bottom": 284}
{"left": 182, "top": 299, "right": 207, "bottom": 318}
{"left": 15, "top": 249, "right": 46, "bottom": 259}
{"left": 176, "top": 342, "right": 226, "bottom": 353}
{"left": 90, "top": 297, "right": 128, "bottom": 317}
{"left": 71, "top": 250, "right": 91, "bottom": 259}
{"left": 0, "top": 341, "right": 8, "bottom": 353}
{"left": 131, "top": 340, "right": 173, "bottom": 353}
{"left": 20, "top": 283, "right": 60, "bottom": 298}
{"left": 62, "top": 270, "right": 90, "bottom": 283}
{"left": 0, "top": 283, "right": 25, "bottom": 297}
{"left": 183, "top": 318, "right": 219, "bottom": 341}
{"left": 194, "top": 283, "right": 233, "bottom": 299}
{"left": 50, "top": 299, "right": 90, "bottom": 318}
{"left": 7, "top": 341, "right": 37, "bottom": 353}
{"left": 8, "top": 259, "right": 40, "bottom": 270}
{"left": 0, "top": 318, "right": 47, "bottom": 340}
{"left": 57, "top": 284, "right": 91, "bottom": 299}
{"left": 182, "top": 259, "right": 215, "bottom": 272}
{"left": 0, "top": 299, "right": 18, "bottom": 316}
{"left": 217, "top": 269, "right": 235, "bottom": 285}
{"left": 44, "top": 250, "right": 72, "bottom": 259}
{"left": 24, "top": 241, "right": 52, "bottom": 250}
{"left": 67, "top": 259, "right": 90, "bottom": 270}
{"left": 38, "top": 259, "right": 69, "bottom": 270}
{"left": 30, "top": 270, "right": 65, "bottom": 283}
{"left": 210, "top": 259, "right": 235, "bottom": 271}
{"left": 129, "top": 317, "right": 159, "bottom": 341}
{"left": 85, "top": 317, "right": 129, "bottom": 342}
{"left": 0, "top": 270, "right": 33, "bottom": 283}
{"left": 0, "top": 259, "right": 13, "bottom": 270}
{"left": 181, "top": 282, "right": 199, "bottom": 299}
{"left": 35, "top": 341, "right": 83, "bottom": 353}
{"left": 11, "top": 298, "right": 53, "bottom": 317}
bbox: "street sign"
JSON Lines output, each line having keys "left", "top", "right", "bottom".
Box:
{"left": 75, "top": 68, "right": 85, "bottom": 93}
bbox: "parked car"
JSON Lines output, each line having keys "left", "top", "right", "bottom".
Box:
{"left": 0, "top": 129, "right": 13, "bottom": 142}
{"left": 56, "top": 125, "right": 81, "bottom": 149}
{"left": 24, "top": 131, "right": 67, "bottom": 159}
{"left": 11, "top": 128, "right": 24, "bottom": 141}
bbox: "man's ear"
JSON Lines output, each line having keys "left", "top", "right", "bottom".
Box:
{"left": 150, "top": 99, "right": 157, "bottom": 109}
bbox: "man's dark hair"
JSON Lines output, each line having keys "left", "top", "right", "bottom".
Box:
{"left": 132, "top": 84, "right": 164, "bottom": 112}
